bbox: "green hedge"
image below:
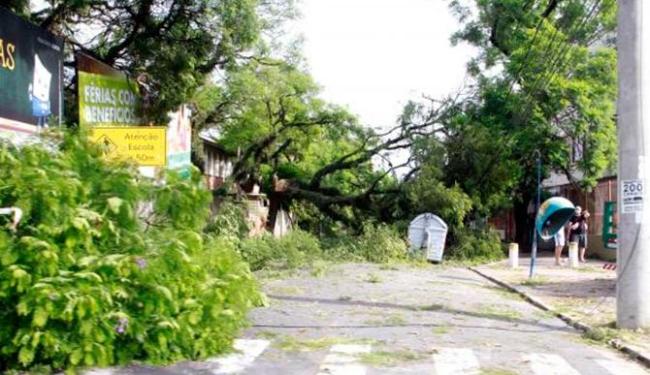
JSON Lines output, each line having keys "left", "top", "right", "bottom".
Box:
{"left": 238, "top": 229, "right": 322, "bottom": 271}
{"left": 0, "top": 132, "right": 261, "bottom": 373}
{"left": 446, "top": 228, "right": 505, "bottom": 262}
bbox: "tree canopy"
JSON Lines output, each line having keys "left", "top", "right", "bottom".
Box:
{"left": 2, "top": 0, "right": 297, "bottom": 121}
{"left": 447, "top": 0, "right": 617, "bottom": 188}
{"left": 396, "top": 0, "right": 618, "bottom": 244}
{"left": 0, "top": 0, "right": 619, "bottom": 241}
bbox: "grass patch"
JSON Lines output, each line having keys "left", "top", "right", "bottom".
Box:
{"left": 274, "top": 336, "right": 376, "bottom": 352}
{"left": 482, "top": 285, "right": 522, "bottom": 301}
{"left": 582, "top": 327, "right": 618, "bottom": 344}
{"left": 432, "top": 325, "right": 451, "bottom": 335}
{"left": 442, "top": 258, "right": 504, "bottom": 268}
{"left": 574, "top": 265, "right": 604, "bottom": 273}
{"left": 486, "top": 262, "right": 509, "bottom": 270}
{"left": 364, "top": 273, "right": 383, "bottom": 283}
{"left": 365, "top": 314, "right": 407, "bottom": 326}
{"left": 255, "top": 331, "right": 280, "bottom": 340}
{"left": 359, "top": 349, "right": 427, "bottom": 367}
{"left": 256, "top": 268, "right": 297, "bottom": 280}
{"left": 520, "top": 276, "right": 549, "bottom": 287}
{"left": 550, "top": 297, "right": 582, "bottom": 313}
{"left": 379, "top": 264, "right": 400, "bottom": 271}
{"left": 480, "top": 368, "right": 520, "bottom": 375}
{"left": 477, "top": 304, "right": 523, "bottom": 321}
{"left": 532, "top": 309, "right": 555, "bottom": 321}
{"left": 418, "top": 303, "right": 445, "bottom": 311}
{"left": 549, "top": 296, "right": 615, "bottom": 326}
{"left": 310, "top": 260, "right": 333, "bottom": 277}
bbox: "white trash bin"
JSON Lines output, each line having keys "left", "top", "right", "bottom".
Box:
{"left": 408, "top": 213, "right": 448, "bottom": 262}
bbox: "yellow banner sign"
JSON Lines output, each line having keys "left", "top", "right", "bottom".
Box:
{"left": 90, "top": 127, "right": 167, "bottom": 166}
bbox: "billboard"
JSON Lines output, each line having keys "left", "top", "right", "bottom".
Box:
{"left": 77, "top": 53, "right": 190, "bottom": 171}
{"left": 77, "top": 53, "right": 142, "bottom": 127}
{"left": 0, "top": 7, "right": 64, "bottom": 140}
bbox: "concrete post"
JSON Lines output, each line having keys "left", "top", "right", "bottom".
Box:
{"left": 568, "top": 242, "right": 579, "bottom": 268}
{"left": 617, "top": 0, "right": 650, "bottom": 329}
{"left": 508, "top": 243, "right": 519, "bottom": 268}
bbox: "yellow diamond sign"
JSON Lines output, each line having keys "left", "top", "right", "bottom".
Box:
{"left": 90, "top": 127, "right": 167, "bottom": 166}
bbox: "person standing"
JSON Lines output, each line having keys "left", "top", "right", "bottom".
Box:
{"left": 569, "top": 206, "right": 590, "bottom": 262}
{"left": 554, "top": 223, "right": 566, "bottom": 265}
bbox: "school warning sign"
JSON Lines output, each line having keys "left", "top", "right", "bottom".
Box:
{"left": 89, "top": 127, "right": 167, "bottom": 166}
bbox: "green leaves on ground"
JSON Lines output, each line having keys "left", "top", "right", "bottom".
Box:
{"left": 0, "top": 132, "right": 260, "bottom": 372}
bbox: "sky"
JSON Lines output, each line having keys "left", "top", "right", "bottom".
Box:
{"left": 292, "top": 0, "right": 476, "bottom": 131}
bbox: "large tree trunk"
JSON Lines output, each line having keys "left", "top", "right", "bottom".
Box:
{"left": 266, "top": 191, "right": 283, "bottom": 233}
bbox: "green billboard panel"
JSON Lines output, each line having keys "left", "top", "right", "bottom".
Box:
{"left": 78, "top": 70, "right": 142, "bottom": 127}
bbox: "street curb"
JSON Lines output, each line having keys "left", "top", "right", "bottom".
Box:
{"left": 468, "top": 266, "right": 650, "bottom": 369}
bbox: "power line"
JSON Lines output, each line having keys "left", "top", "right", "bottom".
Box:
{"left": 522, "top": 0, "right": 603, "bottom": 106}
{"left": 522, "top": 0, "right": 635, "bottom": 321}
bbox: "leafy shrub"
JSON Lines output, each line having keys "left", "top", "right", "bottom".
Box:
{"left": 204, "top": 200, "right": 250, "bottom": 242}
{"left": 354, "top": 223, "right": 408, "bottom": 263}
{"left": 0, "top": 132, "right": 260, "bottom": 373}
{"left": 238, "top": 229, "right": 321, "bottom": 271}
{"left": 446, "top": 228, "right": 505, "bottom": 262}
{"left": 322, "top": 223, "right": 408, "bottom": 263}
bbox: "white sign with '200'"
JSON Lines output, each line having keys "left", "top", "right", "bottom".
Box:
{"left": 622, "top": 179, "right": 645, "bottom": 213}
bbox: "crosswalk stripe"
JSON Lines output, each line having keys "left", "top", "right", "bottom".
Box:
{"left": 433, "top": 348, "right": 480, "bottom": 375}
{"left": 524, "top": 353, "right": 581, "bottom": 375}
{"left": 596, "top": 359, "right": 649, "bottom": 375}
{"left": 82, "top": 341, "right": 650, "bottom": 375}
{"left": 209, "top": 339, "right": 270, "bottom": 374}
{"left": 318, "top": 344, "right": 371, "bottom": 375}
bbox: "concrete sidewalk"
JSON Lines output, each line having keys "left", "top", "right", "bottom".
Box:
{"left": 473, "top": 254, "right": 650, "bottom": 365}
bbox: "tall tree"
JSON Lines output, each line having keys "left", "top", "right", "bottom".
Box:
{"left": 1, "top": 0, "right": 295, "bottom": 121}
{"left": 194, "top": 60, "right": 458, "bottom": 229}
{"left": 439, "top": 0, "right": 617, "bottom": 246}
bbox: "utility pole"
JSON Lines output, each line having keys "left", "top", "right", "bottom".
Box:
{"left": 617, "top": 0, "right": 650, "bottom": 329}
{"left": 529, "top": 152, "right": 541, "bottom": 279}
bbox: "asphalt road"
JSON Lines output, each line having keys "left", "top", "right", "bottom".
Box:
{"left": 100, "top": 263, "right": 649, "bottom": 375}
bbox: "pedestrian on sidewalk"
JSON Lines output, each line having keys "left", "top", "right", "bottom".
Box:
{"left": 568, "top": 206, "right": 589, "bottom": 262}
{"left": 554, "top": 223, "right": 566, "bottom": 266}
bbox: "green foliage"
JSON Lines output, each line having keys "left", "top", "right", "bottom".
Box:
{"left": 353, "top": 223, "right": 409, "bottom": 263}
{"left": 204, "top": 200, "right": 250, "bottom": 242}
{"left": 238, "top": 229, "right": 322, "bottom": 271}
{"left": 446, "top": 229, "right": 504, "bottom": 262}
{"left": 405, "top": 171, "right": 474, "bottom": 230}
{"left": 193, "top": 59, "right": 397, "bottom": 229}
{"left": 389, "top": 0, "right": 619, "bottom": 247}
{"left": 4, "top": 0, "right": 297, "bottom": 122}
{"left": 0, "top": 132, "right": 260, "bottom": 372}
{"left": 195, "top": 61, "right": 368, "bottom": 190}
{"left": 450, "top": 0, "right": 618, "bottom": 190}
{"left": 237, "top": 222, "right": 409, "bottom": 272}
{"left": 322, "top": 223, "right": 409, "bottom": 263}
